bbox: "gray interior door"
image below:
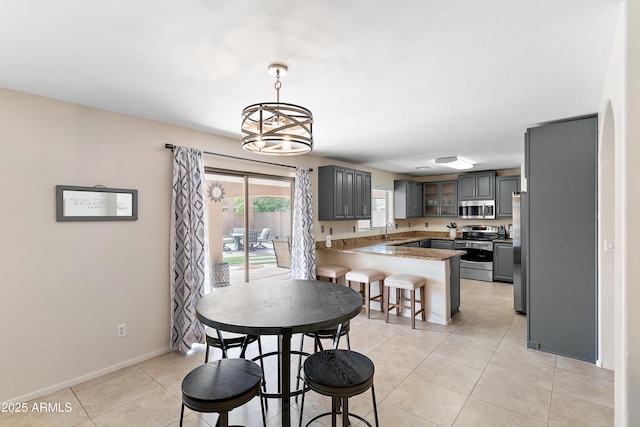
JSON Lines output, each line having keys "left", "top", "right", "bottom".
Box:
{"left": 525, "top": 117, "right": 597, "bottom": 362}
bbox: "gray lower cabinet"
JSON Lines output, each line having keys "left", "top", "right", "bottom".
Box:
{"left": 496, "top": 175, "right": 520, "bottom": 218}
{"left": 526, "top": 116, "right": 597, "bottom": 362}
{"left": 493, "top": 242, "right": 513, "bottom": 282}
{"left": 398, "top": 241, "right": 420, "bottom": 247}
{"left": 450, "top": 256, "right": 460, "bottom": 316}
{"left": 430, "top": 239, "right": 454, "bottom": 250}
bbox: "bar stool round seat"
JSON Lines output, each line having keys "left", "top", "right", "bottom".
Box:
{"left": 345, "top": 269, "right": 385, "bottom": 318}
{"left": 316, "top": 265, "right": 351, "bottom": 283}
{"left": 299, "top": 349, "right": 379, "bottom": 427}
{"left": 295, "top": 321, "right": 352, "bottom": 397}
{"left": 180, "top": 358, "right": 265, "bottom": 427}
{"left": 384, "top": 274, "right": 427, "bottom": 329}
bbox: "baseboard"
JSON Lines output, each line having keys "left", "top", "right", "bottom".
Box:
{"left": 6, "top": 347, "right": 172, "bottom": 404}
{"left": 596, "top": 358, "right": 616, "bottom": 371}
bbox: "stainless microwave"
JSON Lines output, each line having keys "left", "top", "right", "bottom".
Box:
{"left": 458, "top": 200, "right": 495, "bottom": 219}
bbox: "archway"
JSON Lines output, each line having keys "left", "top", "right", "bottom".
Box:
{"left": 597, "top": 101, "right": 616, "bottom": 368}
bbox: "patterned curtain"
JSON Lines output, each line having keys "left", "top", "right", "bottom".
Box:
{"left": 290, "top": 167, "right": 316, "bottom": 279}
{"left": 170, "top": 146, "right": 210, "bottom": 352}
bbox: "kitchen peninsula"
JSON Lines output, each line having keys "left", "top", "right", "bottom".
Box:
{"left": 316, "top": 234, "right": 465, "bottom": 325}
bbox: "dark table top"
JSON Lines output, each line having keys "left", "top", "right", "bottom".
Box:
{"left": 196, "top": 279, "right": 363, "bottom": 336}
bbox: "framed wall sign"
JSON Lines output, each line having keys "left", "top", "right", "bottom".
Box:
{"left": 56, "top": 185, "right": 138, "bottom": 221}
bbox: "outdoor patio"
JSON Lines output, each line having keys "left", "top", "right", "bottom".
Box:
{"left": 220, "top": 240, "right": 291, "bottom": 284}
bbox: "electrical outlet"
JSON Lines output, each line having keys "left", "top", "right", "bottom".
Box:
{"left": 424, "top": 222, "right": 429, "bottom": 227}
{"left": 605, "top": 240, "right": 615, "bottom": 251}
{"left": 117, "top": 323, "right": 126, "bottom": 338}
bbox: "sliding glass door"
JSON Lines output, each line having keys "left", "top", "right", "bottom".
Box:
{"left": 205, "top": 171, "right": 293, "bottom": 283}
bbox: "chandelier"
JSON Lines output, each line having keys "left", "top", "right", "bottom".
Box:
{"left": 241, "top": 64, "right": 313, "bottom": 155}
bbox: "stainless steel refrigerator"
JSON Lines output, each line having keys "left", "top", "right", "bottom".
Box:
{"left": 512, "top": 192, "right": 527, "bottom": 313}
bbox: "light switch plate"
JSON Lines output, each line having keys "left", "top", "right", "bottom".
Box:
{"left": 605, "top": 240, "right": 615, "bottom": 251}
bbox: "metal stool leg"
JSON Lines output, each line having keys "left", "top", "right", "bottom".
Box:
{"left": 340, "top": 397, "right": 348, "bottom": 427}
{"left": 215, "top": 411, "right": 228, "bottom": 427}
{"left": 295, "top": 333, "right": 305, "bottom": 402}
{"left": 371, "top": 384, "right": 379, "bottom": 427}
{"left": 298, "top": 374, "right": 307, "bottom": 427}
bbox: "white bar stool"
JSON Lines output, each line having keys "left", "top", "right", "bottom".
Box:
{"left": 384, "top": 274, "right": 427, "bottom": 329}
{"left": 316, "top": 265, "right": 351, "bottom": 284}
{"left": 345, "top": 269, "right": 385, "bottom": 318}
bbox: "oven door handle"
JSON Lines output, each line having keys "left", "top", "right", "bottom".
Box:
{"left": 455, "top": 241, "right": 493, "bottom": 251}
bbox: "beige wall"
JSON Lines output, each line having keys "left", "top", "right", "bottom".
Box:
{"left": 603, "top": 2, "right": 640, "bottom": 425}
{"left": 623, "top": 0, "right": 640, "bottom": 417}
{"left": 598, "top": 11, "right": 623, "bottom": 372}
{"left": 1, "top": 88, "right": 174, "bottom": 401}
{"left": 598, "top": 2, "right": 640, "bottom": 424}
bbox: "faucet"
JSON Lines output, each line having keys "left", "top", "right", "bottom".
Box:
{"left": 385, "top": 223, "right": 393, "bottom": 240}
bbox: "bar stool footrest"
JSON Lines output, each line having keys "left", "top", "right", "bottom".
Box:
{"left": 305, "top": 411, "right": 373, "bottom": 427}
{"left": 251, "top": 350, "right": 311, "bottom": 399}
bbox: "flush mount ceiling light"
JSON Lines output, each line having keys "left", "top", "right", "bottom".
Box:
{"left": 241, "top": 64, "right": 313, "bottom": 155}
{"left": 435, "top": 156, "right": 474, "bottom": 170}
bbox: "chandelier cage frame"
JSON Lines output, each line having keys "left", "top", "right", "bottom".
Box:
{"left": 241, "top": 64, "right": 314, "bottom": 156}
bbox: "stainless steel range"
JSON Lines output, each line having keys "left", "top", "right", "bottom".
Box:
{"left": 454, "top": 225, "right": 498, "bottom": 282}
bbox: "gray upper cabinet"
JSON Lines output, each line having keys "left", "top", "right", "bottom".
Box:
{"left": 394, "top": 180, "right": 423, "bottom": 218}
{"left": 318, "top": 165, "right": 371, "bottom": 221}
{"left": 458, "top": 171, "right": 496, "bottom": 200}
{"left": 354, "top": 170, "right": 372, "bottom": 219}
{"left": 423, "top": 181, "right": 457, "bottom": 217}
{"left": 496, "top": 175, "right": 520, "bottom": 218}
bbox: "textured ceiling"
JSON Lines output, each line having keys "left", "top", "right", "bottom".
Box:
{"left": 0, "top": 1, "right": 621, "bottom": 175}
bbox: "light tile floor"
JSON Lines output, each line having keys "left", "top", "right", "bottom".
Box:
{"left": 0, "top": 278, "right": 614, "bottom": 426}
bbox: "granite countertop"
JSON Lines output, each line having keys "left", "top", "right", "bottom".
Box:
{"left": 325, "top": 244, "right": 466, "bottom": 261}
{"left": 317, "top": 233, "right": 466, "bottom": 261}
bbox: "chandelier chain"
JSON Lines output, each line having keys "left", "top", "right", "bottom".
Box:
{"left": 274, "top": 69, "right": 282, "bottom": 103}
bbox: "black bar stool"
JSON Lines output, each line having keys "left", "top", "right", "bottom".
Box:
{"left": 204, "top": 327, "right": 262, "bottom": 361}
{"left": 180, "top": 358, "right": 266, "bottom": 427}
{"left": 295, "top": 321, "right": 351, "bottom": 399}
{"left": 299, "top": 349, "right": 379, "bottom": 427}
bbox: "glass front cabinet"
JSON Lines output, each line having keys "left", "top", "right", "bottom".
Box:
{"left": 424, "top": 180, "right": 457, "bottom": 217}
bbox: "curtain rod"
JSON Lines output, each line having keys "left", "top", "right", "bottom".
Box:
{"left": 164, "top": 144, "right": 312, "bottom": 171}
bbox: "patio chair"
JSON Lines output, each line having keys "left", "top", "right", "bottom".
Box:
{"left": 272, "top": 239, "right": 291, "bottom": 269}
{"left": 255, "top": 228, "right": 270, "bottom": 249}
{"left": 240, "top": 230, "right": 259, "bottom": 251}
{"left": 222, "top": 236, "right": 234, "bottom": 251}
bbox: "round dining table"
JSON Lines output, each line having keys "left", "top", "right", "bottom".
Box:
{"left": 196, "top": 279, "right": 363, "bottom": 427}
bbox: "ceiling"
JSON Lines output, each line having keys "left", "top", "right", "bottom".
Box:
{"left": 0, "top": 1, "right": 621, "bottom": 175}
